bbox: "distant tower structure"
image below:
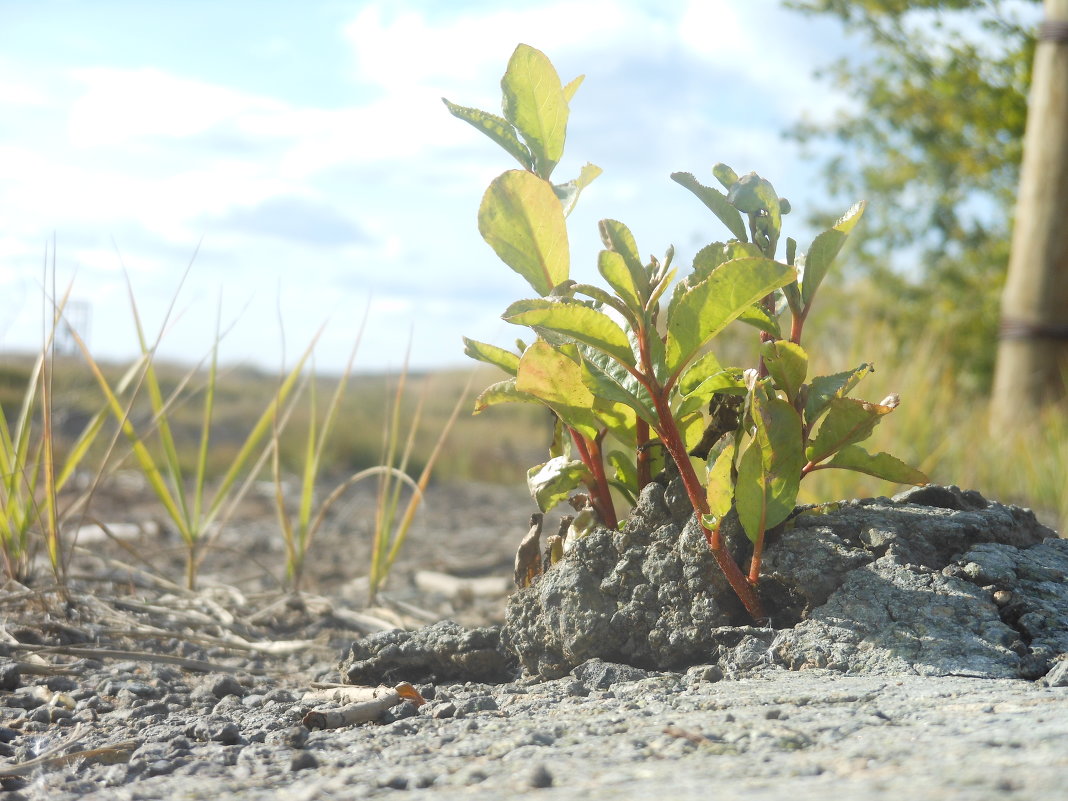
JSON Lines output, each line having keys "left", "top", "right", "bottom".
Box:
{"left": 56, "top": 300, "right": 90, "bottom": 357}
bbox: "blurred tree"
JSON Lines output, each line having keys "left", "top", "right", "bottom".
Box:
{"left": 785, "top": 0, "right": 1039, "bottom": 389}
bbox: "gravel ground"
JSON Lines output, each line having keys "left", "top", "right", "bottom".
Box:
{"left": 3, "top": 481, "right": 1066, "bottom": 800}
{"left": 3, "top": 659, "right": 1067, "bottom": 801}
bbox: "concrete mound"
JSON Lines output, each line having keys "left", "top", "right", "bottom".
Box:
{"left": 502, "top": 478, "right": 1064, "bottom": 680}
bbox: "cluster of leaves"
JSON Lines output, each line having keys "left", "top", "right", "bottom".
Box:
{"left": 449, "top": 44, "right": 926, "bottom": 620}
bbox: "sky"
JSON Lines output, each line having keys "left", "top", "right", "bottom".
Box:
{"left": 0, "top": 0, "right": 860, "bottom": 375}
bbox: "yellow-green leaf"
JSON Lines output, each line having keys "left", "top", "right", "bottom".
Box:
{"left": 598, "top": 219, "right": 648, "bottom": 300}
{"left": 735, "top": 395, "right": 803, "bottom": 543}
{"left": 554, "top": 162, "right": 602, "bottom": 217}
{"left": 806, "top": 396, "right": 896, "bottom": 465}
{"left": 473, "top": 378, "right": 536, "bottom": 412}
{"left": 706, "top": 439, "right": 737, "bottom": 520}
{"left": 801, "top": 201, "right": 865, "bottom": 309}
{"left": 515, "top": 341, "right": 599, "bottom": 439}
{"left": 823, "top": 444, "right": 928, "bottom": 485}
{"left": 463, "top": 337, "right": 520, "bottom": 376}
{"left": 442, "top": 98, "right": 533, "bottom": 171}
{"left": 597, "top": 250, "right": 642, "bottom": 313}
{"left": 761, "top": 340, "right": 808, "bottom": 404}
{"left": 562, "top": 74, "right": 584, "bottom": 103}
{"left": 501, "top": 44, "right": 568, "bottom": 178}
{"left": 504, "top": 298, "right": 635, "bottom": 367}
{"left": 479, "top": 170, "right": 569, "bottom": 296}
{"left": 528, "top": 455, "right": 591, "bottom": 513}
{"left": 666, "top": 257, "right": 795, "bottom": 375}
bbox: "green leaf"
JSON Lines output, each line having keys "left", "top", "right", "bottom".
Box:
{"left": 735, "top": 395, "right": 803, "bottom": 543}
{"left": 515, "top": 340, "right": 600, "bottom": 439}
{"left": 562, "top": 74, "right": 584, "bottom": 103}
{"left": 706, "top": 439, "right": 737, "bottom": 519}
{"left": 554, "top": 162, "right": 602, "bottom": 217}
{"left": 727, "top": 173, "right": 780, "bottom": 232}
{"left": 527, "top": 455, "right": 591, "bottom": 513}
{"left": 805, "top": 363, "right": 873, "bottom": 425}
{"left": 736, "top": 303, "right": 781, "bottom": 338}
{"left": 597, "top": 250, "right": 642, "bottom": 314}
{"left": 712, "top": 162, "right": 739, "bottom": 190}
{"left": 674, "top": 372, "right": 745, "bottom": 417}
{"left": 761, "top": 340, "right": 808, "bottom": 404}
{"left": 579, "top": 351, "right": 657, "bottom": 427}
{"left": 567, "top": 282, "right": 635, "bottom": 325}
{"left": 442, "top": 98, "right": 534, "bottom": 170}
{"left": 606, "top": 450, "right": 639, "bottom": 505}
{"left": 785, "top": 237, "right": 797, "bottom": 266}
{"left": 479, "top": 169, "right": 569, "bottom": 296}
{"left": 801, "top": 201, "right": 865, "bottom": 310}
{"left": 462, "top": 337, "right": 520, "bottom": 376}
{"left": 598, "top": 219, "right": 649, "bottom": 299}
{"left": 501, "top": 44, "right": 568, "bottom": 178}
{"left": 505, "top": 298, "right": 635, "bottom": 367}
{"left": 665, "top": 257, "right": 796, "bottom": 375}
{"left": 671, "top": 172, "right": 748, "bottom": 242}
{"left": 677, "top": 350, "right": 724, "bottom": 395}
{"left": 806, "top": 396, "right": 897, "bottom": 465}
{"left": 473, "top": 378, "right": 536, "bottom": 413}
{"left": 678, "top": 411, "right": 707, "bottom": 454}
{"left": 823, "top": 444, "right": 928, "bottom": 485}
{"left": 689, "top": 241, "right": 763, "bottom": 285}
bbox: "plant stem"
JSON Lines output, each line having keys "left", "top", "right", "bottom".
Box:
{"left": 635, "top": 418, "right": 652, "bottom": 490}
{"left": 790, "top": 308, "right": 806, "bottom": 346}
{"left": 649, "top": 390, "right": 766, "bottom": 621}
{"left": 748, "top": 532, "right": 766, "bottom": 585}
{"left": 569, "top": 427, "right": 618, "bottom": 529}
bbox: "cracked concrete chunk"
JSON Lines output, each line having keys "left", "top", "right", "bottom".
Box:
{"left": 340, "top": 620, "right": 515, "bottom": 684}
{"left": 772, "top": 556, "right": 1021, "bottom": 677}
{"left": 503, "top": 478, "right": 1062, "bottom": 680}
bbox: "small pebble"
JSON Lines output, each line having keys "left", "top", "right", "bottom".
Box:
{"left": 528, "top": 763, "right": 553, "bottom": 788}
{"left": 212, "top": 676, "right": 246, "bottom": 699}
{"left": 290, "top": 751, "right": 318, "bottom": 772}
{"left": 431, "top": 702, "right": 456, "bottom": 719}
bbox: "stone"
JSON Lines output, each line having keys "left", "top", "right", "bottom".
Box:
{"left": 503, "top": 478, "right": 1062, "bottom": 680}
{"left": 339, "top": 620, "right": 516, "bottom": 685}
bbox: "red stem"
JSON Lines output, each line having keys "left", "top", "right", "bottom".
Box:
{"left": 635, "top": 418, "right": 652, "bottom": 490}
{"left": 790, "top": 305, "right": 807, "bottom": 346}
{"left": 569, "top": 427, "right": 618, "bottom": 530}
{"left": 748, "top": 531, "right": 766, "bottom": 585}
{"left": 649, "top": 390, "right": 766, "bottom": 622}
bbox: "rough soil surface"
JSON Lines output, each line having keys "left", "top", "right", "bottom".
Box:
{"left": 2, "top": 478, "right": 1066, "bottom": 800}
{"left": 505, "top": 479, "right": 1065, "bottom": 681}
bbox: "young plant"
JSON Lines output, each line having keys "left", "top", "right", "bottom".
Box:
{"left": 451, "top": 44, "right": 926, "bottom": 621}
{"left": 365, "top": 352, "right": 472, "bottom": 604}
{"left": 0, "top": 283, "right": 106, "bottom": 583}
{"left": 71, "top": 275, "right": 314, "bottom": 590}
{"left": 271, "top": 350, "right": 359, "bottom": 593}
{"left": 271, "top": 307, "right": 374, "bottom": 592}
{"left": 671, "top": 166, "right": 928, "bottom": 589}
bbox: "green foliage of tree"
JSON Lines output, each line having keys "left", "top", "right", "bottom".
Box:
{"left": 785, "top": 0, "right": 1039, "bottom": 387}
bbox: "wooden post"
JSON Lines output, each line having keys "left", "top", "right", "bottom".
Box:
{"left": 991, "top": 0, "right": 1068, "bottom": 429}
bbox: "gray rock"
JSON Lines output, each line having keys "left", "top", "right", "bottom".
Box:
{"left": 340, "top": 620, "right": 516, "bottom": 685}
{"left": 503, "top": 479, "right": 1061, "bottom": 680}
{"left": 771, "top": 556, "right": 1021, "bottom": 676}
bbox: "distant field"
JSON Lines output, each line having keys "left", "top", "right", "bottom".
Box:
{"left": 3, "top": 325, "right": 1064, "bottom": 535}
{"left": 0, "top": 353, "right": 548, "bottom": 487}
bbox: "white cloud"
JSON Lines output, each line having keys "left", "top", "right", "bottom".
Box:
{"left": 343, "top": 1, "right": 641, "bottom": 93}
{"left": 67, "top": 67, "right": 287, "bottom": 149}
